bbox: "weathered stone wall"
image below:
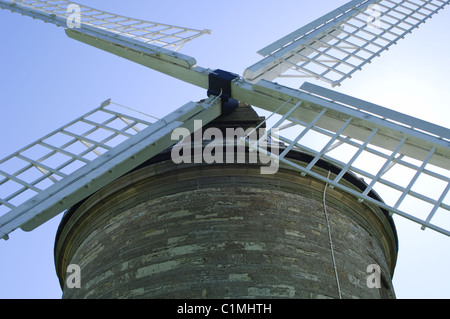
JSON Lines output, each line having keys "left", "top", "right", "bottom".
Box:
{"left": 54, "top": 157, "right": 397, "bottom": 299}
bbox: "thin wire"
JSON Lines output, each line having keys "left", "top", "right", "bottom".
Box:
{"left": 323, "top": 170, "right": 342, "bottom": 299}
{"left": 109, "top": 101, "right": 161, "bottom": 121}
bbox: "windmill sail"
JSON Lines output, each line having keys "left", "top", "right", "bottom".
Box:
{"left": 243, "top": 0, "right": 450, "bottom": 87}
{"left": 0, "top": 0, "right": 215, "bottom": 90}
{"left": 0, "top": 0, "right": 210, "bottom": 52}
{"left": 0, "top": 98, "right": 222, "bottom": 240}
{"left": 233, "top": 79, "right": 450, "bottom": 236}
{"left": 0, "top": 0, "right": 219, "bottom": 241}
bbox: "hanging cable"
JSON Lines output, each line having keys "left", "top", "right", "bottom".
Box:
{"left": 323, "top": 170, "right": 342, "bottom": 299}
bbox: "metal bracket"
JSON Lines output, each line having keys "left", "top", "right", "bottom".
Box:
{"left": 207, "top": 69, "right": 240, "bottom": 115}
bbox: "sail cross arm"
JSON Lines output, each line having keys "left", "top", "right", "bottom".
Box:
{"left": 64, "top": 28, "right": 211, "bottom": 89}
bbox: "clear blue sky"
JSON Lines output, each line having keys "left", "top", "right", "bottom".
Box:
{"left": 0, "top": 0, "right": 449, "bottom": 298}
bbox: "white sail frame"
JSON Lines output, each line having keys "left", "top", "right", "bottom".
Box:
{"left": 0, "top": 97, "right": 222, "bottom": 240}
{"left": 237, "top": 80, "right": 450, "bottom": 236}
{"left": 0, "top": 0, "right": 211, "bottom": 51}
{"left": 244, "top": 0, "right": 450, "bottom": 87}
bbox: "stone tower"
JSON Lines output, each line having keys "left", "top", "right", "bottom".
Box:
{"left": 54, "top": 103, "right": 398, "bottom": 299}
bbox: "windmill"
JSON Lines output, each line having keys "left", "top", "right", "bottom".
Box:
{"left": 0, "top": 0, "right": 448, "bottom": 300}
